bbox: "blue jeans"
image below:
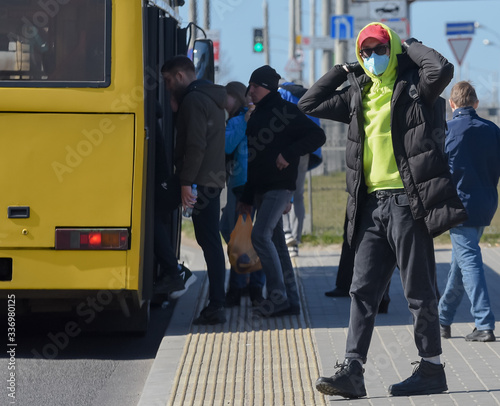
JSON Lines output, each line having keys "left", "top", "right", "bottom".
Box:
{"left": 346, "top": 191, "right": 441, "bottom": 362}
{"left": 252, "top": 189, "right": 299, "bottom": 311}
{"left": 220, "top": 187, "right": 265, "bottom": 290}
{"left": 439, "top": 226, "right": 495, "bottom": 331}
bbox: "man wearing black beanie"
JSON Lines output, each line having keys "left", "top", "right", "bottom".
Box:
{"left": 238, "top": 65, "right": 326, "bottom": 317}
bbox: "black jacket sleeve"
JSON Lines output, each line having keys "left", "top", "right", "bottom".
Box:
{"left": 405, "top": 41, "right": 454, "bottom": 106}
{"left": 281, "top": 104, "right": 326, "bottom": 164}
{"left": 297, "top": 64, "right": 353, "bottom": 124}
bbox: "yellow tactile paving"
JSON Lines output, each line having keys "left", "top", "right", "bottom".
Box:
{"left": 167, "top": 271, "right": 327, "bottom": 406}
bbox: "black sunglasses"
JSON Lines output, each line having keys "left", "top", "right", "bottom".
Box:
{"left": 359, "top": 44, "right": 390, "bottom": 58}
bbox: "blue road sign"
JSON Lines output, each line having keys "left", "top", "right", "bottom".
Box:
{"left": 331, "top": 15, "right": 354, "bottom": 40}
{"left": 446, "top": 22, "right": 475, "bottom": 36}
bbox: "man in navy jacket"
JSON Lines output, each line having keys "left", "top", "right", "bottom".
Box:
{"left": 439, "top": 81, "right": 499, "bottom": 342}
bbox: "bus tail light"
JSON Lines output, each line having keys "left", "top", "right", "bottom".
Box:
{"left": 55, "top": 228, "right": 129, "bottom": 250}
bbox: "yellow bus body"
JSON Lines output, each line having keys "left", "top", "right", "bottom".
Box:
{"left": 0, "top": 0, "right": 162, "bottom": 302}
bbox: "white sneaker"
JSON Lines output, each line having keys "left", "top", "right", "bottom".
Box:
{"left": 288, "top": 246, "right": 299, "bottom": 257}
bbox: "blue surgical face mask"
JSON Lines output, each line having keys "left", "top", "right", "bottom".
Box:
{"left": 363, "top": 53, "right": 390, "bottom": 76}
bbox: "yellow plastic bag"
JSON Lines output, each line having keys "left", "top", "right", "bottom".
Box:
{"left": 227, "top": 214, "right": 262, "bottom": 274}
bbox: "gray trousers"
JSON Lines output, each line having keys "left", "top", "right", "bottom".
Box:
{"left": 252, "top": 189, "right": 299, "bottom": 311}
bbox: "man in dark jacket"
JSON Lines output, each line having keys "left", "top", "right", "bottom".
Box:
{"left": 162, "top": 56, "right": 227, "bottom": 325}
{"left": 238, "top": 65, "right": 326, "bottom": 317}
{"left": 439, "top": 81, "right": 499, "bottom": 343}
{"left": 299, "top": 23, "right": 467, "bottom": 398}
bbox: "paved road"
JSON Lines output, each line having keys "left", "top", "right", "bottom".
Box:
{"left": 0, "top": 242, "right": 202, "bottom": 406}
{"left": 0, "top": 300, "right": 175, "bottom": 406}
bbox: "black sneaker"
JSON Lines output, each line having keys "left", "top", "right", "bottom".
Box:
{"left": 465, "top": 328, "right": 495, "bottom": 342}
{"left": 225, "top": 288, "right": 242, "bottom": 308}
{"left": 193, "top": 305, "right": 226, "bottom": 325}
{"left": 271, "top": 305, "right": 300, "bottom": 316}
{"left": 440, "top": 324, "right": 451, "bottom": 339}
{"left": 315, "top": 360, "right": 366, "bottom": 398}
{"left": 252, "top": 299, "right": 290, "bottom": 318}
{"left": 169, "top": 264, "right": 197, "bottom": 300}
{"left": 324, "top": 288, "right": 349, "bottom": 297}
{"left": 249, "top": 286, "right": 265, "bottom": 307}
{"left": 154, "top": 273, "right": 184, "bottom": 296}
{"left": 388, "top": 360, "right": 447, "bottom": 396}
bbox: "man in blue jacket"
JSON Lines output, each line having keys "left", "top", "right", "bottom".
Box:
{"left": 439, "top": 81, "right": 499, "bottom": 342}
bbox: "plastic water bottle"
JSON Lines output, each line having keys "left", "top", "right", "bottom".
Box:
{"left": 182, "top": 184, "right": 197, "bottom": 218}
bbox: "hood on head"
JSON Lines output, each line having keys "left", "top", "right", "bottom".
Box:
{"left": 356, "top": 22, "right": 402, "bottom": 80}
{"left": 189, "top": 81, "right": 227, "bottom": 109}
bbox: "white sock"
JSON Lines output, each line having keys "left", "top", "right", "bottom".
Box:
{"left": 422, "top": 356, "right": 441, "bottom": 365}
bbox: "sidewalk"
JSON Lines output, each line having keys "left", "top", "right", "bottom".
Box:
{"left": 139, "top": 243, "right": 500, "bottom": 406}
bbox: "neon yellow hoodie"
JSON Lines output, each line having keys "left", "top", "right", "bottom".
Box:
{"left": 355, "top": 22, "right": 404, "bottom": 193}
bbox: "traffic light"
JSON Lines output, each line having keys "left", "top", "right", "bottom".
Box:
{"left": 253, "top": 28, "right": 264, "bottom": 53}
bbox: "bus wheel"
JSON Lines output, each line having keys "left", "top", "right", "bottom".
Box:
{"left": 117, "top": 296, "right": 150, "bottom": 336}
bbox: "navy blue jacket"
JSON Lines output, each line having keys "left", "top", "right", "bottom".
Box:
{"left": 446, "top": 106, "right": 500, "bottom": 226}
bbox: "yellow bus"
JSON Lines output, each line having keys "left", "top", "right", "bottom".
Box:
{"left": 0, "top": 0, "right": 209, "bottom": 332}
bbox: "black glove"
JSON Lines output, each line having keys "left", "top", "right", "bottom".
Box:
{"left": 402, "top": 37, "right": 421, "bottom": 52}
{"left": 343, "top": 62, "right": 364, "bottom": 75}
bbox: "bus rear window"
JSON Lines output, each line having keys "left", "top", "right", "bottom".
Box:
{"left": 0, "top": 0, "right": 110, "bottom": 87}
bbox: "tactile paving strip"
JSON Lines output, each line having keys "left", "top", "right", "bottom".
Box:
{"left": 167, "top": 268, "right": 327, "bottom": 406}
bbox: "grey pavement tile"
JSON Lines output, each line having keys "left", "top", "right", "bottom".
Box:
{"left": 297, "top": 245, "right": 500, "bottom": 405}
{"left": 141, "top": 244, "right": 500, "bottom": 405}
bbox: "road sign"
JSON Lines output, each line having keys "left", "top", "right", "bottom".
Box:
{"left": 284, "top": 57, "right": 302, "bottom": 73}
{"left": 448, "top": 37, "right": 472, "bottom": 66}
{"left": 446, "top": 22, "right": 475, "bottom": 36}
{"left": 381, "top": 18, "right": 410, "bottom": 42}
{"left": 301, "top": 36, "right": 336, "bottom": 49}
{"left": 331, "top": 15, "right": 354, "bottom": 39}
{"left": 370, "top": 1, "right": 407, "bottom": 19}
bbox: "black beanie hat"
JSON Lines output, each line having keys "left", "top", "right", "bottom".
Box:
{"left": 246, "top": 65, "right": 281, "bottom": 95}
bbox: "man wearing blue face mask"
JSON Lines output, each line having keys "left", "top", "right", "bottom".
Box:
{"left": 299, "top": 23, "right": 467, "bottom": 399}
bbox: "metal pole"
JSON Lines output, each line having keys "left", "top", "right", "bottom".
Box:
{"left": 203, "top": 0, "right": 210, "bottom": 30}
{"left": 321, "top": 0, "right": 333, "bottom": 75}
{"left": 306, "top": 0, "right": 316, "bottom": 235}
{"left": 494, "top": 71, "right": 499, "bottom": 109}
{"left": 289, "top": 0, "right": 295, "bottom": 60}
{"left": 189, "top": 0, "right": 197, "bottom": 49}
{"left": 306, "top": 168, "right": 314, "bottom": 235}
{"left": 264, "top": 0, "right": 270, "bottom": 65}
{"left": 295, "top": 0, "right": 303, "bottom": 83}
{"left": 309, "top": 0, "right": 316, "bottom": 87}
{"left": 334, "top": 0, "right": 348, "bottom": 65}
